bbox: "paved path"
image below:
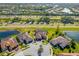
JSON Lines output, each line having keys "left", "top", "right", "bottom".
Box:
{"left": 15, "top": 42, "right": 53, "bottom": 56}
{"left": 1, "top": 25, "right": 79, "bottom": 28}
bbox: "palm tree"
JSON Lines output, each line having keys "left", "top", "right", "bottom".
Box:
{"left": 55, "top": 22, "right": 60, "bottom": 35}
{"left": 37, "top": 45, "right": 43, "bottom": 56}
{"left": 68, "top": 40, "right": 76, "bottom": 53}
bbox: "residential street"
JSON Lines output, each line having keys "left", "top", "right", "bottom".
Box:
{"left": 15, "top": 42, "right": 53, "bottom": 56}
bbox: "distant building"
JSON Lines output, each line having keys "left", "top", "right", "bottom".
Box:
{"left": 17, "top": 32, "right": 33, "bottom": 44}
{"left": 34, "top": 29, "right": 47, "bottom": 41}
{"left": 50, "top": 36, "right": 70, "bottom": 49}
{"left": 1, "top": 37, "right": 19, "bottom": 52}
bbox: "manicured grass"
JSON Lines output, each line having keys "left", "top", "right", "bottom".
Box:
{"left": 1, "top": 26, "right": 79, "bottom": 40}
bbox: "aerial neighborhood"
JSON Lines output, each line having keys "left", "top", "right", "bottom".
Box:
{"left": 0, "top": 3, "right": 79, "bottom": 56}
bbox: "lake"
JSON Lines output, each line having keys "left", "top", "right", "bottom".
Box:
{"left": 0, "top": 30, "right": 20, "bottom": 40}
{"left": 64, "top": 31, "right": 79, "bottom": 41}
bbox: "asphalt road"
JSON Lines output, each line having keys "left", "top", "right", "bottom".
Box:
{"left": 15, "top": 42, "right": 53, "bottom": 56}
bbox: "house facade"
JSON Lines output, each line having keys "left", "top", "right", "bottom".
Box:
{"left": 17, "top": 32, "right": 33, "bottom": 44}
{"left": 50, "top": 36, "right": 70, "bottom": 49}
{"left": 1, "top": 37, "right": 19, "bottom": 52}
{"left": 34, "top": 29, "right": 47, "bottom": 41}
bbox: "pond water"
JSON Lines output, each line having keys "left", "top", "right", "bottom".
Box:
{"left": 0, "top": 30, "right": 20, "bottom": 40}
{"left": 64, "top": 31, "right": 79, "bottom": 41}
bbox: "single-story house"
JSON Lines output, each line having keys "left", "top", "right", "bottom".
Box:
{"left": 34, "top": 29, "right": 47, "bottom": 41}
{"left": 17, "top": 32, "right": 33, "bottom": 44}
{"left": 1, "top": 37, "right": 19, "bottom": 52}
{"left": 50, "top": 36, "right": 70, "bottom": 49}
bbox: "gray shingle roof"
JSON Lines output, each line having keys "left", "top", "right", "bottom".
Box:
{"left": 50, "top": 36, "right": 69, "bottom": 49}
{"left": 35, "top": 29, "right": 47, "bottom": 41}
{"left": 17, "top": 32, "right": 33, "bottom": 43}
